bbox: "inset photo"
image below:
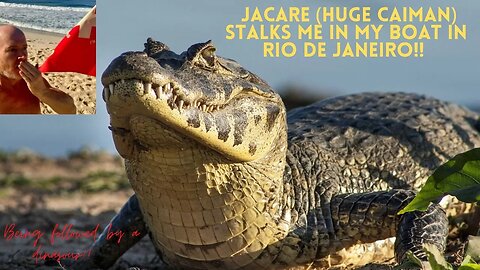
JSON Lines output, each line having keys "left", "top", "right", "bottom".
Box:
{"left": 0, "top": 1, "right": 96, "bottom": 114}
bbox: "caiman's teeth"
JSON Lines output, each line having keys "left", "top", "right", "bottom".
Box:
{"left": 106, "top": 79, "right": 226, "bottom": 113}
{"left": 102, "top": 87, "right": 110, "bottom": 102}
{"left": 144, "top": 82, "right": 152, "bottom": 95}
{"left": 154, "top": 86, "right": 161, "bottom": 99}
{"left": 127, "top": 80, "right": 224, "bottom": 113}
{"left": 177, "top": 100, "right": 184, "bottom": 112}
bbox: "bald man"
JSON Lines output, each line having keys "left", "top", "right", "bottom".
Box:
{"left": 0, "top": 24, "right": 76, "bottom": 114}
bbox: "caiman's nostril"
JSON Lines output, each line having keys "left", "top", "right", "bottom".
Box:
{"left": 144, "top": 38, "right": 170, "bottom": 56}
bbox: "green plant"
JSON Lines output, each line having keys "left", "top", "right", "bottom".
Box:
{"left": 397, "top": 148, "right": 480, "bottom": 269}
{"left": 0, "top": 175, "right": 32, "bottom": 188}
{"left": 399, "top": 148, "right": 480, "bottom": 214}
{"left": 79, "top": 171, "right": 129, "bottom": 193}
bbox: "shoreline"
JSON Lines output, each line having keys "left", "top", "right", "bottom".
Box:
{"left": 21, "top": 26, "right": 65, "bottom": 37}
{"left": 19, "top": 26, "right": 65, "bottom": 45}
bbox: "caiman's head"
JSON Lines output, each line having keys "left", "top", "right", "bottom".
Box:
{"left": 102, "top": 39, "right": 286, "bottom": 162}
{"left": 103, "top": 40, "right": 289, "bottom": 267}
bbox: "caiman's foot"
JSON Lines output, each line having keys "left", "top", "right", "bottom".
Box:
{"left": 395, "top": 203, "right": 448, "bottom": 266}
{"left": 330, "top": 190, "right": 448, "bottom": 269}
{"left": 59, "top": 258, "right": 102, "bottom": 270}
{"left": 68, "top": 194, "right": 148, "bottom": 270}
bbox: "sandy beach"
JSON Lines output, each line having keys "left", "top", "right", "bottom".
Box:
{"left": 21, "top": 27, "right": 96, "bottom": 114}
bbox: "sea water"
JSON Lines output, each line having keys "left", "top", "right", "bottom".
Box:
{"left": 0, "top": 0, "right": 95, "bottom": 34}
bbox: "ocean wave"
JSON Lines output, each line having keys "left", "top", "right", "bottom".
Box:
{"left": 0, "top": 1, "right": 91, "bottom": 34}
{"left": 0, "top": 2, "right": 91, "bottom": 12}
{"left": 0, "top": 18, "right": 68, "bottom": 34}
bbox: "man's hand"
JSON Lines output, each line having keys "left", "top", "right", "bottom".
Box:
{"left": 17, "top": 59, "right": 76, "bottom": 114}
{"left": 18, "top": 60, "right": 49, "bottom": 97}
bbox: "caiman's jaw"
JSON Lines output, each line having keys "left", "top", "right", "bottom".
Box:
{"left": 104, "top": 80, "right": 224, "bottom": 113}
{"left": 102, "top": 39, "right": 286, "bottom": 162}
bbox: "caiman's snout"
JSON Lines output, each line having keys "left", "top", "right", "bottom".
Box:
{"left": 101, "top": 51, "right": 176, "bottom": 103}
{"left": 101, "top": 51, "right": 165, "bottom": 87}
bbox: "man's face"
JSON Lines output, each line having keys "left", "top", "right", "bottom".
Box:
{"left": 0, "top": 27, "right": 28, "bottom": 81}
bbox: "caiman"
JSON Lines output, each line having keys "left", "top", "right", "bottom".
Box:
{"left": 78, "top": 39, "right": 480, "bottom": 269}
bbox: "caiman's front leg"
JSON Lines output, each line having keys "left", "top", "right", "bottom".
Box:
{"left": 327, "top": 189, "right": 448, "bottom": 263}
{"left": 71, "top": 194, "right": 149, "bottom": 269}
{"left": 395, "top": 202, "right": 448, "bottom": 262}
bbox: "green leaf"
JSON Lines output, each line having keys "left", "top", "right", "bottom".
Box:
{"left": 394, "top": 245, "right": 455, "bottom": 270}
{"left": 459, "top": 264, "right": 480, "bottom": 270}
{"left": 394, "top": 251, "right": 424, "bottom": 269}
{"left": 459, "top": 252, "right": 480, "bottom": 269}
{"left": 399, "top": 148, "right": 480, "bottom": 214}
{"left": 423, "top": 244, "right": 453, "bottom": 270}
{"left": 466, "top": 236, "right": 480, "bottom": 261}
{"left": 398, "top": 178, "right": 444, "bottom": 214}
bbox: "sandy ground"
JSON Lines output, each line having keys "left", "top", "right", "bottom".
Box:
{"left": 22, "top": 27, "right": 96, "bottom": 115}
{"left": 0, "top": 151, "right": 160, "bottom": 269}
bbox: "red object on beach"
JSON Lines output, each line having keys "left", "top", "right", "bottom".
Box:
{"left": 39, "top": 6, "right": 96, "bottom": 77}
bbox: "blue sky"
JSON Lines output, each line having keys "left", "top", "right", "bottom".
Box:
{"left": 0, "top": 0, "right": 479, "bottom": 156}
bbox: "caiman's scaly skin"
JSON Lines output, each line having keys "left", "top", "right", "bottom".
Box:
{"left": 82, "top": 39, "right": 480, "bottom": 269}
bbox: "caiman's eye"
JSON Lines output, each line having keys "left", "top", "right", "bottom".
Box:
{"left": 201, "top": 47, "right": 216, "bottom": 67}
{"left": 186, "top": 41, "right": 250, "bottom": 79}
{"left": 186, "top": 40, "right": 218, "bottom": 71}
